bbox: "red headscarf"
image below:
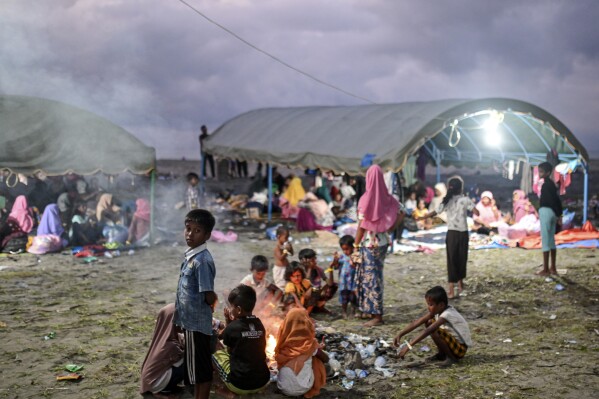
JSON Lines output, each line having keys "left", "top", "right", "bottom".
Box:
{"left": 8, "top": 195, "right": 34, "bottom": 233}
{"left": 275, "top": 308, "right": 326, "bottom": 398}
{"left": 357, "top": 165, "right": 399, "bottom": 233}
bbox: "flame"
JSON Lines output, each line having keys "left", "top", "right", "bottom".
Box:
{"left": 265, "top": 334, "right": 277, "bottom": 361}
{"left": 266, "top": 334, "right": 277, "bottom": 370}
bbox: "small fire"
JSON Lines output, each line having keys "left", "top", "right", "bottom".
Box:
{"left": 265, "top": 334, "right": 277, "bottom": 359}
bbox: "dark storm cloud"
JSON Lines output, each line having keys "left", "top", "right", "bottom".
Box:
{"left": 1, "top": 0, "right": 598, "bottom": 158}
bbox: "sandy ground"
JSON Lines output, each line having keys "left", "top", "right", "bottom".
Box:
{"left": 0, "top": 214, "right": 598, "bottom": 399}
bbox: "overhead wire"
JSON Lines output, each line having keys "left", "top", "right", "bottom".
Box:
{"left": 176, "top": 0, "right": 375, "bottom": 104}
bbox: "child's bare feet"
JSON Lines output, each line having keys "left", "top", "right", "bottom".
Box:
{"left": 363, "top": 315, "right": 384, "bottom": 327}
{"left": 549, "top": 268, "right": 559, "bottom": 275}
{"left": 536, "top": 269, "right": 550, "bottom": 276}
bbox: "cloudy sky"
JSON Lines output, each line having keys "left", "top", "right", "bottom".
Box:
{"left": 2, "top": 0, "right": 598, "bottom": 159}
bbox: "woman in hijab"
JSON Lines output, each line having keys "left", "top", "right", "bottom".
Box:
{"left": 0, "top": 195, "right": 33, "bottom": 250}
{"left": 8, "top": 195, "right": 34, "bottom": 234}
{"left": 296, "top": 192, "right": 335, "bottom": 232}
{"left": 280, "top": 176, "right": 306, "bottom": 219}
{"left": 473, "top": 191, "right": 502, "bottom": 235}
{"left": 140, "top": 304, "right": 185, "bottom": 398}
{"left": 353, "top": 165, "right": 404, "bottom": 327}
{"left": 96, "top": 193, "right": 121, "bottom": 224}
{"left": 512, "top": 189, "right": 538, "bottom": 224}
{"left": 428, "top": 182, "right": 448, "bottom": 223}
{"left": 127, "top": 198, "right": 151, "bottom": 245}
{"left": 28, "top": 204, "right": 67, "bottom": 254}
{"left": 275, "top": 308, "right": 328, "bottom": 398}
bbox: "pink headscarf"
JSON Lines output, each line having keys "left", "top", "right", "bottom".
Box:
{"left": 8, "top": 195, "right": 34, "bottom": 233}
{"left": 357, "top": 165, "right": 399, "bottom": 233}
{"left": 134, "top": 199, "right": 151, "bottom": 221}
{"left": 513, "top": 189, "right": 535, "bottom": 223}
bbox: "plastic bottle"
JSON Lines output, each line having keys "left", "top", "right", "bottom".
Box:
{"left": 374, "top": 356, "right": 386, "bottom": 368}
{"left": 344, "top": 369, "right": 356, "bottom": 380}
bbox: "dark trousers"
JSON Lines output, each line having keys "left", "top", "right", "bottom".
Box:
{"left": 202, "top": 153, "right": 215, "bottom": 178}
{"left": 445, "top": 230, "right": 469, "bottom": 282}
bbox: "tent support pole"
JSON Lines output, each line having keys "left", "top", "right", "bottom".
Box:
{"left": 267, "top": 164, "right": 273, "bottom": 222}
{"left": 583, "top": 163, "right": 589, "bottom": 224}
{"left": 149, "top": 169, "right": 155, "bottom": 246}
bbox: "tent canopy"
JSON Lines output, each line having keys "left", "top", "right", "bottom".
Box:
{"left": 0, "top": 95, "right": 155, "bottom": 176}
{"left": 205, "top": 98, "right": 587, "bottom": 175}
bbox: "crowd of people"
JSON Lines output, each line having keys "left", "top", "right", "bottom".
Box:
{"left": 2, "top": 159, "right": 566, "bottom": 398}
{"left": 0, "top": 172, "right": 152, "bottom": 254}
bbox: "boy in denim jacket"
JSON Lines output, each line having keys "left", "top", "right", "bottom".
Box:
{"left": 175, "top": 209, "right": 216, "bottom": 399}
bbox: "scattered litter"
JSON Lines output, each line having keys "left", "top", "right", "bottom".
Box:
{"left": 565, "top": 340, "right": 577, "bottom": 344}
{"left": 486, "top": 302, "right": 493, "bottom": 308}
{"left": 83, "top": 257, "right": 98, "bottom": 264}
{"left": 495, "top": 391, "right": 504, "bottom": 396}
{"left": 259, "top": 223, "right": 266, "bottom": 229}
{"left": 329, "top": 359, "right": 341, "bottom": 372}
{"left": 594, "top": 329, "right": 599, "bottom": 336}
{"left": 344, "top": 369, "right": 356, "bottom": 380}
{"left": 127, "top": 249, "right": 135, "bottom": 256}
{"left": 420, "top": 345, "right": 431, "bottom": 352}
{"left": 378, "top": 339, "right": 391, "bottom": 348}
{"left": 544, "top": 277, "right": 554, "bottom": 283}
{"left": 65, "top": 364, "right": 84, "bottom": 372}
{"left": 555, "top": 284, "right": 565, "bottom": 291}
{"left": 401, "top": 382, "right": 408, "bottom": 388}
{"left": 0, "top": 266, "right": 14, "bottom": 271}
{"left": 341, "top": 378, "right": 354, "bottom": 390}
{"left": 355, "top": 369, "right": 368, "bottom": 379}
{"left": 340, "top": 341, "right": 350, "bottom": 349}
{"left": 501, "top": 366, "right": 510, "bottom": 375}
{"left": 549, "top": 314, "right": 557, "bottom": 320}
{"left": 502, "top": 338, "right": 512, "bottom": 343}
{"left": 374, "top": 356, "right": 386, "bottom": 368}
{"left": 0, "top": 321, "right": 7, "bottom": 328}
{"left": 16, "top": 281, "right": 29, "bottom": 289}
{"left": 56, "top": 373, "right": 82, "bottom": 381}
{"left": 43, "top": 332, "right": 56, "bottom": 340}
{"left": 374, "top": 366, "right": 395, "bottom": 377}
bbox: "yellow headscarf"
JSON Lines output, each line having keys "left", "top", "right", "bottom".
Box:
{"left": 282, "top": 177, "right": 306, "bottom": 207}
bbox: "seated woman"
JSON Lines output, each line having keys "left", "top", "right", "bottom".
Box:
{"left": 428, "top": 183, "right": 447, "bottom": 223}
{"left": 69, "top": 201, "right": 103, "bottom": 246}
{"left": 28, "top": 204, "right": 68, "bottom": 254}
{"left": 280, "top": 176, "right": 306, "bottom": 219}
{"left": 0, "top": 195, "right": 34, "bottom": 252}
{"left": 140, "top": 303, "right": 185, "bottom": 399}
{"left": 511, "top": 189, "right": 538, "bottom": 224}
{"left": 473, "top": 191, "right": 502, "bottom": 235}
{"left": 127, "top": 198, "right": 151, "bottom": 246}
{"left": 96, "top": 193, "right": 127, "bottom": 243}
{"left": 274, "top": 308, "right": 328, "bottom": 398}
{"left": 296, "top": 192, "right": 335, "bottom": 232}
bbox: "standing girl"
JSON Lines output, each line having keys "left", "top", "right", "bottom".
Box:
{"left": 354, "top": 165, "right": 403, "bottom": 327}
{"left": 537, "top": 162, "right": 562, "bottom": 276}
{"left": 417, "top": 176, "right": 479, "bottom": 299}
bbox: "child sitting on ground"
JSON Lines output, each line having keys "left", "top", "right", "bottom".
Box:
{"left": 240, "top": 255, "right": 282, "bottom": 312}
{"left": 330, "top": 235, "right": 358, "bottom": 319}
{"left": 299, "top": 248, "right": 337, "bottom": 314}
{"left": 393, "top": 286, "right": 472, "bottom": 366}
{"left": 275, "top": 308, "right": 328, "bottom": 398}
{"left": 282, "top": 262, "right": 314, "bottom": 313}
{"left": 273, "top": 226, "right": 294, "bottom": 292}
{"left": 212, "top": 285, "right": 271, "bottom": 396}
{"left": 412, "top": 199, "right": 432, "bottom": 230}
